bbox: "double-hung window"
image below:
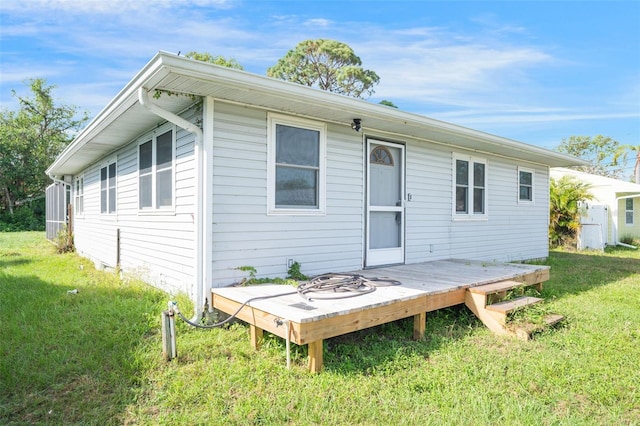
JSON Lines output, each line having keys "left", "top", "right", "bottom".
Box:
{"left": 267, "top": 114, "right": 326, "bottom": 215}
{"left": 139, "top": 128, "right": 174, "bottom": 211}
{"left": 518, "top": 167, "right": 534, "bottom": 203}
{"left": 626, "top": 198, "right": 634, "bottom": 225}
{"left": 454, "top": 154, "right": 487, "bottom": 218}
{"left": 74, "top": 176, "right": 84, "bottom": 215}
{"left": 100, "top": 162, "right": 116, "bottom": 214}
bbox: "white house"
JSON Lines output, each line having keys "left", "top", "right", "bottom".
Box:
{"left": 551, "top": 168, "right": 640, "bottom": 247}
{"left": 46, "top": 52, "right": 584, "bottom": 316}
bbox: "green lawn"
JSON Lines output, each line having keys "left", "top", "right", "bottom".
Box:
{"left": 1, "top": 232, "right": 639, "bottom": 425}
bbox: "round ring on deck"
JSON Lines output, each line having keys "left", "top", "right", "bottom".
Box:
{"left": 297, "top": 273, "right": 401, "bottom": 301}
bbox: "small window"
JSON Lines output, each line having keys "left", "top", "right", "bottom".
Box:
{"left": 370, "top": 146, "right": 394, "bottom": 166}
{"left": 454, "top": 154, "right": 487, "bottom": 218}
{"left": 473, "top": 162, "right": 485, "bottom": 214}
{"left": 455, "top": 159, "right": 469, "bottom": 213}
{"left": 626, "top": 198, "right": 634, "bottom": 225}
{"left": 275, "top": 124, "right": 319, "bottom": 208}
{"left": 100, "top": 162, "right": 116, "bottom": 214}
{"left": 518, "top": 168, "right": 534, "bottom": 203}
{"left": 139, "top": 140, "right": 153, "bottom": 208}
{"left": 74, "top": 176, "right": 84, "bottom": 215}
{"left": 138, "top": 128, "right": 174, "bottom": 210}
{"left": 268, "top": 114, "right": 326, "bottom": 215}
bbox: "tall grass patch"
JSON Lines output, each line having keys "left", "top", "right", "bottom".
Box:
{"left": 0, "top": 232, "right": 167, "bottom": 423}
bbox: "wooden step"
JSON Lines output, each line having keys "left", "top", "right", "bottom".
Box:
{"left": 468, "top": 280, "right": 541, "bottom": 296}
{"left": 514, "top": 314, "right": 565, "bottom": 340}
{"left": 485, "top": 296, "right": 543, "bottom": 314}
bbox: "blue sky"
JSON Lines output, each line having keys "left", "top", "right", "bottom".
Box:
{"left": 1, "top": 0, "right": 638, "bottom": 173}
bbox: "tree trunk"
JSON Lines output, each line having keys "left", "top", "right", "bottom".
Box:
{"left": 635, "top": 151, "right": 640, "bottom": 184}
{"left": 3, "top": 186, "right": 14, "bottom": 215}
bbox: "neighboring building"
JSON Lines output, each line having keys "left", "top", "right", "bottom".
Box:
{"left": 551, "top": 168, "right": 640, "bottom": 248}
{"left": 46, "top": 52, "right": 584, "bottom": 314}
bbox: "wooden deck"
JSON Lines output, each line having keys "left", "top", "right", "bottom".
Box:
{"left": 210, "top": 259, "right": 550, "bottom": 372}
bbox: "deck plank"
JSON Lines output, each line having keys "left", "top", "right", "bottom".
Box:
{"left": 468, "top": 280, "right": 528, "bottom": 295}
{"left": 212, "top": 260, "right": 549, "bottom": 325}
{"left": 211, "top": 259, "right": 550, "bottom": 369}
{"left": 485, "top": 296, "right": 543, "bottom": 314}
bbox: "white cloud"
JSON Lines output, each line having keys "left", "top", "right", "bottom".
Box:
{"left": 2, "top": 2, "right": 636, "bottom": 147}
{"left": 469, "top": 13, "right": 530, "bottom": 37}
{"left": 359, "top": 29, "right": 554, "bottom": 108}
{"left": 1, "top": 58, "right": 77, "bottom": 85}
{"left": 304, "top": 18, "right": 333, "bottom": 27}
{"left": 2, "top": 0, "right": 236, "bottom": 14}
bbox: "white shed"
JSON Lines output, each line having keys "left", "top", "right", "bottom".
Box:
{"left": 551, "top": 168, "right": 640, "bottom": 247}
{"left": 46, "top": 52, "right": 584, "bottom": 315}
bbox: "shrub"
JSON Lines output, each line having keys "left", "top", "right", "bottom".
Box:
{"left": 54, "top": 225, "right": 74, "bottom": 253}
{"left": 0, "top": 205, "right": 45, "bottom": 232}
{"left": 620, "top": 235, "right": 640, "bottom": 246}
{"left": 549, "top": 176, "right": 593, "bottom": 248}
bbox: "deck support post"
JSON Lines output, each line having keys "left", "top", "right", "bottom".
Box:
{"left": 308, "top": 340, "right": 323, "bottom": 373}
{"left": 413, "top": 312, "right": 426, "bottom": 340}
{"left": 250, "top": 325, "right": 263, "bottom": 350}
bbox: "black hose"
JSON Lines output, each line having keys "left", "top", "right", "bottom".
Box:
{"left": 176, "top": 291, "right": 297, "bottom": 329}
{"left": 297, "top": 273, "right": 401, "bottom": 301}
{"left": 176, "top": 273, "right": 401, "bottom": 328}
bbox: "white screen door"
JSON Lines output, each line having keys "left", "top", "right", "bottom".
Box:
{"left": 366, "top": 140, "right": 405, "bottom": 266}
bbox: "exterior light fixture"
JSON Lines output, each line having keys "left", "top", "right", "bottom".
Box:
{"left": 351, "top": 118, "right": 362, "bottom": 132}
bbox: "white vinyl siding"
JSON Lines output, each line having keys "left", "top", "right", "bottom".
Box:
{"left": 212, "top": 104, "right": 361, "bottom": 284}
{"left": 71, "top": 109, "right": 197, "bottom": 295}
{"left": 405, "top": 143, "right": 549, "bottom": 264}
{"left": 69, "top": 99, "right": 552, "bottom": 292}
{"left": 209, "top": 103, "right": 549, "bottom": 286}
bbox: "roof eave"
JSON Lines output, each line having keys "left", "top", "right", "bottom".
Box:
{"left": 48, "top": 51, "right": 587, "bottom": 177}
{"left": 157, "top": 52, "right": 587, "bottom": 168}
{"left": 46, "top": 53, "right": 171, "bottom": 178}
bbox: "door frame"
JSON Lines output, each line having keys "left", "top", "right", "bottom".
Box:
{"left": 365, "top": 138, "right": 406, "bottom": 267}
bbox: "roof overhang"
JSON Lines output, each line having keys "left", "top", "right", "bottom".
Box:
{"left": 47, "top": 51, "right": 587, "bottom": 178}
{"left": 551, "top": 168, "right": 640, "bottom": 195}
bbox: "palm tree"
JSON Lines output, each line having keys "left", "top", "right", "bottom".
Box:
{"left": 614, "top": 144, "right": 640, "bottom": 183}
{"left": 630, "top": 147, "right": 639, "bottom": 184}
{"left": 549, "top": 176, "right": 594, "bottom": 248}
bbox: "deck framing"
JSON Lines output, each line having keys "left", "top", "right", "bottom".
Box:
{"left": 210, "top": 259, "right": 549, "bottom": 372}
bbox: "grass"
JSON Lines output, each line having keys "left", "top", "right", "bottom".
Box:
{"left": 1, "top": 232, "right": 639, "bottom": 425}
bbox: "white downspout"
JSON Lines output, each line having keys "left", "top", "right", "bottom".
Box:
{"left": 202, "top": 97, "right": 214, "bottom": 313}
{"left": 138, "top": 88, "right": 206, "bottom": 321}
{"left": 614, "top": 194, "right": 640, "bottom": 249}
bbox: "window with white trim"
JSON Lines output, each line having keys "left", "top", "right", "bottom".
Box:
{"left": 625, "top": 198, "right": 634, "bottom": 225}
{"left": 138, "top": 128, "right": 175, "bottom": 210}
{"left": 518, "top": 167, "right": 534, "bottom": 203}
{"left": 454, "top": 154, "right": 487, "bottom": 217}
{"left": 267, "top": 114, "right": 326, "bottom": 214}
{"left": 100, "top": 162, "right": 116, "bottom": 214}
{"left": 74, "top": 176, "right": 84, "bottom": 215}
